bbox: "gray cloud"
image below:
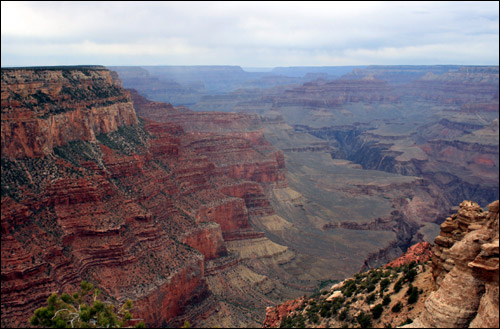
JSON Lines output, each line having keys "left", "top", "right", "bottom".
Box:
{"left": 1, "top": 1, "right": 498, "bottom": 67}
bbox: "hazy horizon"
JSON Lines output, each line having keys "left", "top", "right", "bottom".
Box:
{"left": 2, "top": 1, "right": 499, "bottom": 67}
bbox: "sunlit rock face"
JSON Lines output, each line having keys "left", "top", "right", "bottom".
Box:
{"left": 404, "top": 200, "right": 499, "bottom": 328}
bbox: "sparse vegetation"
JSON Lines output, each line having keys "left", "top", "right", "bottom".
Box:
{"left": 274, "top": 261, "right": 428, "bottom": 328}
{"left": 399, "top": 318, "right": 413, "bottom": 326}
{"left": 380, "top": 278, "right": 391, "bottom": 292}
{"left": 365, "top": 293, "right": 376, "bottom": 304}
{"left": 393, "top": 278, "right": 403, "bottom": 293}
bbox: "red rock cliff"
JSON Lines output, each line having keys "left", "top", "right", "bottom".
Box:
{"left": 1, "top": 67, "right": 291, "bottom": 328}
{"left": 1, "top": 67, "right": 138, "bottom": 158}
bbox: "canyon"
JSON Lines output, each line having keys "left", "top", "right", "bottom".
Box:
{"left": 1, "top": 67, "right": 297, "bottom": 327}
{"left": 2, "top": 64, "right": 499, "bottom": 328}
{"left": 115, "top": 64, "right": 499, "bottom": 272}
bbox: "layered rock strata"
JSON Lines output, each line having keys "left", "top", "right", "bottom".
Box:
{"left": 1, "top": 67, "right": 138, "bottom": 158}
{"left": 1, "top": 67, "right": 292, "bottom": 328}
{"left": 405, "top": 200, "right": 499, "bottom": 328}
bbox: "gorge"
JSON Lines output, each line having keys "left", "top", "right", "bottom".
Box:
{"left": 1, "top": 65, "right": 498, "bottom": 328}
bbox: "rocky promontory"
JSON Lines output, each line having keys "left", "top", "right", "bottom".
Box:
{"left": 405, "top": 200, "right": 499, "bottom": 328}
{"left": 262, "top": 200, "right": 499, "bottom": 328}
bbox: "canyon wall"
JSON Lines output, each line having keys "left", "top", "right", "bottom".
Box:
{"left": 1, "top": 67, "right": 137, "bottom": 158}
{"left": 1, "top": 67, "right": 295, "bottom": 328}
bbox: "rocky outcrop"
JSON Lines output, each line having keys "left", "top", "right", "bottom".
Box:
{"left": 385, "top": 242, "right": 433, "bottom": 268}
{"left": 262, "top": 297, "right": 306, "bottom": 328}
{"left": 180, "top": 223, "right": 228, "bottom": 261}
{"left": 262, "top": 256, "right": 434, "bottom": 328}
{"left": 261, "top": 200, "right": 499, "bottom": 329}
{"left": 405, "top": 200, "right": 499, "bottom": 328}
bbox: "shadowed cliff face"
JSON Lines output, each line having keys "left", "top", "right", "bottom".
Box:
{"left": 0, "top": 67, "right": 299, "bottom": 328}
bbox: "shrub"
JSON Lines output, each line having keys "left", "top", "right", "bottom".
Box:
{"left": 406, "top": 284, "right": 414, "bottom": 296}
{"left": 391, "top": 302, "right": 402, "bottom": 313}
{"left": 338, "top": 309, "right": 348, "bottom": 321}
{"left": 399, "top": 318, "right": 413, "bottom": 326}
{"left": 309, "top": 313, "right": 320, "bottom": 324}
{"left": 405, "top": 269, "right": 418, "bottom": 282}
{"left": 372, "top": 304, "right": 384, "bottom": 319}
{"left": 380, "top": 278, "right": 391, "bottom": 291}
{"left": 393, "top": 278, "right": 403, "bottom": 293}
{"left": 382, "top": 295, "right": 391, "bottom": 306}
{"left": 280, "top": 316, "right": 292, "bottom": 328}
{"left": 408, "top": 287, "right": 419, "bottom": 304}
{"left": 365, "top": 293, "right": 376, "bottom": 304}
{"left": 342, "top": 279, "right": 357, "bottom": 297}
{"left": 357, "top": 311, "right": 372, "bottom": 328}
{"left": 366, "top": 283, "right": 376, "bottom": 293}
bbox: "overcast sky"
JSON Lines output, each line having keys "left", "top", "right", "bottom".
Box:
{"left": 1, "top": 1, "right": 499, "bottom": 68}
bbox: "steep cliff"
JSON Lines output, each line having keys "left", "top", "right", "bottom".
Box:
{"left": 1, "top": 67, "right": 295, "bottom": 328}
{"left": 1, "top": 66, "right": 138, "bottom": 158}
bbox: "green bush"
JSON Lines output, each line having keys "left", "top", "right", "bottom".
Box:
{"left": 405, "top": 269, "right": 417, "bottom": 282}
{"left": 309, "top": 313, "right": 320, "bottom": 324}
{"left": 393, "top": 278, "right": 403, "bottom": 293}
{"left": 399, "top": 318, "right": 413, "bottom": 326}
{"left": 342, "top": 279, "right": 357, "bottom": 297}
{"left": 391, "top": 302, "right": 402, "bottom": 313}
{"left": 29, "top": 281, "right": 144, "bottom": 328}
{"left": 372, "top": 304, "right": 384, "bottom": 319}
{"left": 280, "top": 315, "right": 292, "bottom": 328}
{"left": 357, "top": 311, "right": 372, "bottom": 328}
{"left": 338, "top": 309, "right": 348, "bottom": 321}
{"left": 380, "top": 278, "right": 391, "bottom": 291}
{"left": 382, "top": 295, "right": 391, "bottom": 306}
{"left": 365, "top": 293, "right": 376, "bottom": 304}
{"left": 408, "top": 287, "right": 419, "bottom": 304}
